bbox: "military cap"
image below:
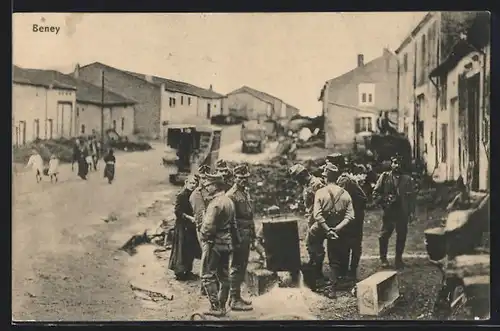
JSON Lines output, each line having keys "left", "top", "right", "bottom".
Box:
{"left": 321, "top": 163, "right": 339, "bottom": 177}
{"left": 197, "top": 164, "right": 211, "bottom": 176}
{"left": 233, "top": 164, "right": 251, "bottom": 178}
{"left": 215, "top": 159, "right": 230, "bottom": 171}
{"left": 202, "top": 172, "right": 225, "bottom": 186}
{"left": 390, "top": 154, "right": 402, "bottom": 163}
{"left": 289, "top": 164, "right": 307, "bottom": 177}
{"left": 326, "top": 153, "right": 346, "bottom": 167}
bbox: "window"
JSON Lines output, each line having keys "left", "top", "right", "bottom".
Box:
{"left": 33, "top": 119, "right": 40, "bottom": 140}
{"left": 76, "top": 107, "right": 80, "bottom": 117}
{"left": 430, "top": 130, "right": 434, "bottom": 147}
{"left": 169, "top": 97, "right": 176, "bottom": 107}
{"left": 188, "top": 97, "right": 191, "bottom": 106}
{"left": 419, "top": 34, "right": 426, "bottom": 84}
{"left": 440, "top": 123, "right": 448, "bottom": 162}
{"left": 121, "top": 117, "right": 125, "bottom": 132}
{"left": 358, "top": 83, "right": 375, "bottom": 106}
{"left": 439, "top": 76, "right": 447, "bottom": 110}
{"left": 354, "top": 116, "right": 373, "bottom": 133}
{"left": 181, "top": 96, "right": 184, "bottom": 105}
{"left": 403, "top": 53, "right": 408, "bottom": 72}
{"left": 112, "top": 120, "right": 117, "bottom": 130}
{"left": 81, "top": 124, "right": 86, "bottom": 134}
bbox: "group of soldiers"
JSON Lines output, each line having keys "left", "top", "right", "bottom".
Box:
{"left": 168, "top": 152, "right": 416, "bottom": 316}
{"left": 289, "top": 152, "right": 416, "bottom": 298}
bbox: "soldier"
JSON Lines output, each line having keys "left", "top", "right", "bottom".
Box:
{"left": 226, "top": 165, "right": 254, "bottom": 311}
{"left": 199, "top": 172, "right": 239, "bottom": 317}
{"left": 215, "top": 159, "right": 233, "bottom": 191}
{"left": 373, "top": 155, "right": 416, "bottom": 270}
{"left": 311, "top": 163, "right": 355, "bottom": 298}
{"left": 327, "top": 154, "right": 368, "bottom": 284}
{"left": 288, "top": 164, "right": 325, "bottom": 284}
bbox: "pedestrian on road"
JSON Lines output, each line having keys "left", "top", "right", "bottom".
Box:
{"left": 327, "top": 155, "right": 368, "bottom": 284}
{"left": 26, "top": 148, "right": 44, "bottom": 183}
{"left": 72, "top": 139, "right": 81, "bottom": 172}
{"left": 199, "top": 172, "right": 240, "bottom": 317}
{"left": 289, "top": 163, "right": 325, "bottom": 285}
{"left": 226, "top": 164, "right": 254, "bottom": 311}
{"left": 77, "top": 141, "right": 90, "bottom": 180}
{"left": 311, "top": 163, "right": 355, "bottom": 298}
{"left": 89, "top": 137, "right": 100, "bottom": 171}
{"left": 169, "top": 176, "right": 202, "bottom": 281}
{"left": 103, "top": 149, "right": 116, "bottom": 184}
{"left": 373, "top": 154, "right": 416, "bottom": 270}
{"left": 48, "top": 154, "right": 60, "bottom": 183}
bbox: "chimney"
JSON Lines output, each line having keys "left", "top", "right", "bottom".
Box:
{"left": 144, "top": 74, "right": 153, "bottom": 83}
{"left": 209, "top": 84, "right": 213, "bottom": 91}
{"left": 73, "top": 63, "right": 80, "bottom": 79}
{"left": 357, "top": 54, "right": 364, "bottom": 68}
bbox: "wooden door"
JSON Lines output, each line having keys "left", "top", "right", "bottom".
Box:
{"left": 467, "top": 74, "right": 480, "bottom": 190}
{"left": 206, "top": 103, "right": 211, "bottom": 119}
{"left": 57, "top": 103, "right": 73, "bottom": 138}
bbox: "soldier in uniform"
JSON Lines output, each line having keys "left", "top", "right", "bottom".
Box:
{"left": 215, "top": 159, "right": 233, "bottom": 191}
{"left": 373, "top": 155, "right": 416, "bottom": 270}
{"left": 312, "top": 163, "right": 355, "bottom": 298}
{"left": 326, "top": 153, "right": 368, "bottom": 283}
{"left": 288, "top": 164, "right": 325, "bottom": 284}
{"left": 199, "top": 172, "right": 239, "bottom": 317}
{"left": 226, "top": 165, "right": 254, "bottom": 311}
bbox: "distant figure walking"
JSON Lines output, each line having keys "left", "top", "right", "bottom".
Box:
{"left": 26, "top": 148, "right": 44, "bottom": 183}
{"left": 48, "top": 154, "right": 60, "bottom": 183}
{"left": 77, "top": 141, "right": 90, "bottom": 180}
{"left": 103, "top": 149, "right": 116, "bottom": 184}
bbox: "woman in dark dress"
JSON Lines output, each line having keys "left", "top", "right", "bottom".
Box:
{"left": 168, "top": 176, "right": 202, "bottom": 281}
{"left": 103, "top": 149, "right": 116, "bottom": 184}
{"left": 77, "top": 141, "right": 90, "bottom": 180}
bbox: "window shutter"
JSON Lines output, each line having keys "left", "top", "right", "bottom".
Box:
{"left": 354, "top": 118, "right": 361, "bottom": 133}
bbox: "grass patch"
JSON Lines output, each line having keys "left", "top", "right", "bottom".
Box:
{"left": 13, "top": 138, "right": 75, "bottom": 164}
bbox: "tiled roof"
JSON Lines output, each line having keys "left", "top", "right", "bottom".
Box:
{"left": 13, "top": 66, "right": 136, "bottom": 106}
{"left": 13, "top": 65, "right": 76, "bottom": 91}
{"left": 123, "top": 70, "right": 224, "bottom": 99}
{"left": 79, "top": 62, "right": 224, "bottom": 99}
{"left": 227, "top": 86, "right": 299, "bottom": 111}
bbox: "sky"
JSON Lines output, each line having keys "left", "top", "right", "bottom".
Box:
{"left": 13, "top": 12, "right": 426, "bottom": 116}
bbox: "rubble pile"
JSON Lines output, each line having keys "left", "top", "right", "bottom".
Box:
{"left": 227, "top": 157, "right": 327, "bottom": 215}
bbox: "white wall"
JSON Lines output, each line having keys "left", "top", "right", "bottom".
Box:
{"left": 76, "top": 103, "right": 135, "bottom": 137}
{"left": 159, "top": 86, "right": 213, "bottom": 126}
{"left": 12, "top": 83, "right": 76, "bottom": 145}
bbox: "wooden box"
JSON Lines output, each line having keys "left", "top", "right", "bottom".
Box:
{"left": 356, "top": 271, "right": 400, "bottom": 316}
{"left": 262, "top": 217, "right": 301, "bottom": 272}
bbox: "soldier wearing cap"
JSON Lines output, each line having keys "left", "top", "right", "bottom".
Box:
{"left": 311, "top": 163, "right": 355, "bottom": 298}
{"left": 289, "top": 164, "right": 325, "bottom": 279}
{"left": 326, "top": 153, "right": 368, "bottom": 284}
{"left": 199, "top": 171, "right": 240, "bottom": 317}
{"left": 226, "top": 164, "right": 254, "bottom": 311}
{"left": 373, "top": 154, "right": 416, "bottom": 270}
{"left": 190, "top": 164, "right": 212, "bottom": 231}
{"left": 215, "top": 159, "right": 233, "bottom": 191}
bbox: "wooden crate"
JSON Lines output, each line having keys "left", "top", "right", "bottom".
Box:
{"left": 356, "top": 271, "right": 400, "bottom": 316}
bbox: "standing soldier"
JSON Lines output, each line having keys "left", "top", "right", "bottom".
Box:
{"left": 373, "top": 154, "right": 416, "bottom": 270}
{"left": 327, "top": 153, "right": 368, "bottom": 284}
{"left": 311, "top": 163, "right": 355, "bottom": 298}
{"left": 226, "top": 165, "right": 254, "bottom": 311}
{"left": 215, "top": 159, "right": 233, "bottom": 191}
{"left": 199, "top": 172, "right": 239, "bottom": 317}
{"left": 189, "top": 164, "right": 211, "bottom": 296}
{"left": 288, "top": 164, "right": 325, "bottom": 284}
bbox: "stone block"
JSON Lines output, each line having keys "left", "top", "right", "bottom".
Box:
{"left": 356, "top": 270, "right": 399, "bottom": 316}
{"left": 244, "top": 262, "right": 278, "bottom": 296}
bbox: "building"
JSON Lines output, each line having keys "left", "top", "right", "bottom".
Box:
{"left": 395, "top": 11, "right": 480, "bottom": 174}
{"left": 225, "top": 86, "right": 298, "bottom": 121}
{"left": 75, "top": 62, "right": 225, "bottom": 139}
{"left": 428, "top": 12, "right": 490, "bottom": 191}
{"left": 13, "top": 66, "right": 77, "bottom": 146}
{"left": 318, "top": 49, "right": 399, "bottom": 150}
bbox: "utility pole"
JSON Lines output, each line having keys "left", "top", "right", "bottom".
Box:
{"left": 101, "top": 70, "right": 105, "bottom": 143}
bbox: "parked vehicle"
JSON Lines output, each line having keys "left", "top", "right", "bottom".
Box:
{"left": 162, "top": 124, "right": 222, "bottom": 185}
{"left": 241, "top": 121, "right": 267, "bottom": 153}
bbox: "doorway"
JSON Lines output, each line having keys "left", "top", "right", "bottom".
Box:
{"left": 57, "top": 102, "right": 73, "bottom": 138}
{"left": 466, "top": 73, "right": 480, "bottom": 191}
{"left": 206, "top": 103, "right": 211, "bottom": 119}
{"left": 414, "top": 94, "right": 425, "bottom": 161}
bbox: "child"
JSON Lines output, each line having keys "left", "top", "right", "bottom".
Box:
{"left": 48, "top": 154, "right": 60, "bottom": 183}
{"left": 103, "top": 149, "right": 116, "bottom": 184}
{"left": 26, "top": 149, "right": 44, "bottom": 183}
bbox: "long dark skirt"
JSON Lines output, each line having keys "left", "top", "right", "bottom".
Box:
{"left": 77, "top": 157, "right": 89, "bottom": 179}
{"left": 104, "top": 164, "right": 115, "bottom": 182}
{"left": 168, "top": 221, "right": 202, "bottom": 275}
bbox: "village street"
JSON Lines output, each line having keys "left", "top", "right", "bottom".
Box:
{"left": 12, "top": 125, "right": 285, "bottom": 321}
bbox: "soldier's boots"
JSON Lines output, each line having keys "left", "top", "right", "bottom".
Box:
{"left": 395, "top": 258, "right": 406, "bottom": 270}
{"left": 204, "top": 283, "right": 228, "bottom": 317}
{"left": 229, "top": 290, "right": 253, "bottom": 311}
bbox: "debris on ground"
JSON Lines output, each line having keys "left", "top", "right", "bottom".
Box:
{"left": 102, "top": 212, "right": 119, "bottom": 223}
{"left": 130, "top": 281, "right": 174, "bottom": 301}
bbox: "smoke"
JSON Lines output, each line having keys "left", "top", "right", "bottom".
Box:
{"left": 65, "top": 13, "right": 85, "bottom": 37}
